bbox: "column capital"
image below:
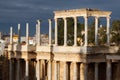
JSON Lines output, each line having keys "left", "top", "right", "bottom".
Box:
{"left": 73, "top": 16, "right": 77, "bottom": 19}
{"left": 107, "top": 16, "right": 111, "bottom": 19}
{"left": 18, "top": 24, "right": 20, "bottom": 30}
{"left": 84, "top": 16, "right": 88, "bottom": 19}
{"left": 48, "top": 19, "right": 52, "bottom": 22}
{"left": 25, "top": 59, "right": 29, "bottom": 61}
{"left": 37, "top": 19, "right": 42, "bottom": 23}
{"left": 63, "top": 17, "right": 67, "bottom": 20}
{"left": 95, "top": 16, "right": 99, "bottom": 19}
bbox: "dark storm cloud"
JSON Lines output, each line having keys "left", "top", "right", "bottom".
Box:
{"left": 0, "top": 0, "right": 120, "bottom": 35}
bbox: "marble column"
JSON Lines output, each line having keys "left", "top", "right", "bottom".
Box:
{"left": 47, "top": 61, "right": 52, "bottom": 80}
{"left": 16, "top": 59, "right": 20, "bottom": 80}
{"left": 71, "top": 62, "right": 77, "bottom": 80}
{"left": 10, "top": 27, "right": 13, "bottom": 45}
{"left": 36, "top": 24, "right": 38, "bottom": 45}
{"left": 48, "top": 19, "right": 52, "bottom": 46}
{"left": 95, "top": 17, "right": 99, "bottom": 45}
{"left": 63, "top": 17, "right": 67, "bottom": 46}
{"left": 106, "top": 60, "right": 111, "bottom": 80}
{"left": 26, "top": 23, "right": 29, "bottom": 45}
{"left": 36, "top": 60, "right": 40, "bottom": 80}
{"left": 60, "top": 61, "right": 67, "bottom": 80}
{"left": 84, "top": 16, "right": 88, "bottom": 46}
{"left": 9, "top": 59, "right": 13, "bottom": 80}
{"left": 74, "top": 17, "right": 77, "bottom": 46}
{"left": 95, "top": 63, "right": 99, "bottom": 80}
{"left": 40, "top": 60, "right": 45, "bottom": 79}
{"left": 18, "top": 24, "right": 21, "bottom": 44}
{"left": 37, "top": 20, "right": 41, "bottom": 46}
{"left": 80, "top": 63, "right": 88, "bottom": 80}
{"left": 52, "top": 61, "right": 57, "bottom": 80}
{"left": 106, "top": 17, "right": 110, "bottom": 46}
{"left": 54, "top": 18, "right": 58, "bottom": 46}
{"left": 25, "top": 59, "right": 29, "bottom": 80}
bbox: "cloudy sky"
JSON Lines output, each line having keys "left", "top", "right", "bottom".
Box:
{"left": 0, "top": 0, "right": 120, "bottom": 36}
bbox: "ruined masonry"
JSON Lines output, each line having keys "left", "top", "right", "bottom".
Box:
{"left": 5, "top": 8, "right": 120, "bottom": 80}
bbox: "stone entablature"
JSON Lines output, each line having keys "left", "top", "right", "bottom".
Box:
{"left": 54, "top": 8, "right": 112, "bottom": 18}
{"left": 6, "top": 8, "right": 120, "bottom": 80}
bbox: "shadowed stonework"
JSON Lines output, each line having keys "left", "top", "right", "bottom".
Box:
{"left": 2, "top": 8, "right": 120, "bottom": 80}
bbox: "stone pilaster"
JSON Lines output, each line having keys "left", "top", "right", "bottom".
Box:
{"left": 54, "top": 18, "right": 58, "bottom": 46}
{"left": 74, "top": 17, "right": 77, "bottom": 46}
{"left": 84, "top": 16, "right": 88, "bottom": 46}
{"left": 63, "top": 17, "right": 67, "bottom": 46}
{"left": 106, "top": 60, "right": 111, "bottom": 80}
{"left": 95, "top": 17, "right": 99, "bottom": 45}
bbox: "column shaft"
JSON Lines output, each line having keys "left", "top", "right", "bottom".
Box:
{"left": 55, "top": 18, "right": 58, "bottom": 46}
{"left": 25, "top": 59, "right": 29, "bottom": 80}
{"left": 9, "top": 59, "right": 12, "bottom": 80}
{"left": 36, "top": 24, "right": 38, "bottom": 45}
{"left": 80, "top": 63, "right": 88, "bottom": 80}
{"left": 18, "top": 24, "right": 21, "bottom": 44}
{"left": 95, "top": 17, "right": 99, "bottom": 45}
{"left": 95, "top": 63, "right": 98, "bottom": 80}
{"left": 106, "top": 60, "right": 111, "bottom": 80}
{"left": 48, "top": 19, "right": 52, "bottom": 45}
{"left": 26, "top": 23, "right": 29, "bottom": 45}
{"left": 16, "top": 59, "right": 20, "bottom": 80}
{"left": 70, "top": 62, "right": 77, "bottom": 80}
{"left": 106, "top": 17, "right": 110, "bottom": 45}
{"left": 74, "top": 17, "right": 77, "bottom": 46}
{"left": 37, "top": 20, "right": 41, "bottom": 46}
{"left": 10, "top": 27, "right": 13, "bottom": 45}
{"left": 63, "top": 18, "right": 67, "bottom": 46}
{"left": 47, "top": 61, "right": 52, "bottom": 80}
{"left": 84, "top": 17, "right": 88, "bottom": 46}
{"left": 60, "top": 61, "right": 67, "bottom": 80}
{"left": 52, "top": 61, "right": 57, "bottom": 80}
{"left": 36, "top": 60, "right": 40, "bottom": 80}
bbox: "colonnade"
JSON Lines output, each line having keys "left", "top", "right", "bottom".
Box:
{"left": 54, "top": 16, "right": 110, "bottom": 46}
{"left": 9, "top": 59, "right": 114, "bottom": 80}
{"left": 9, "top": 16, "right": 111, "bottom": 46}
